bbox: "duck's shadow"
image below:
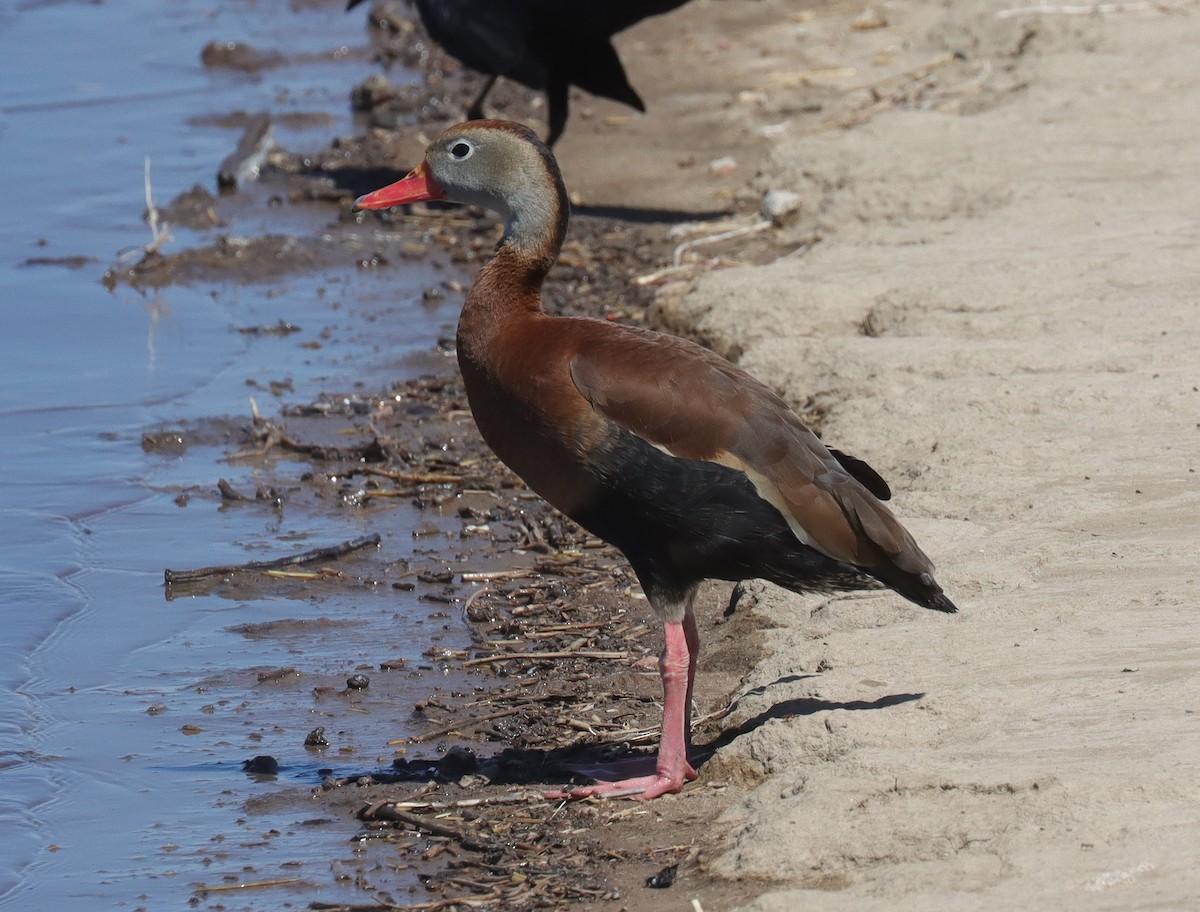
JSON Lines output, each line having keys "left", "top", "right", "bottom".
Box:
{"left": 310, "top": 681, "right": 925, "bottom": 790}
{"left": 571, "top": 203, "right": 732, "bottom": 225}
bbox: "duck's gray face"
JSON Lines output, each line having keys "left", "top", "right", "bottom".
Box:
{"left": 420, "top": 129, "right": 529, "bottom": 221}
{"left": 354, "top": 121, "right": 566, "bottom": 257}
{"left": 354, "top": 123, "right": 548, "bottom": 221}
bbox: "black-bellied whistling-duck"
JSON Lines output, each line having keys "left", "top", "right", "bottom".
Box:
{"left": 347, "top": 0, "right": 696, "bottom": 145}
{"left": 355, "top": 121, "right": 956, "bottom": 800}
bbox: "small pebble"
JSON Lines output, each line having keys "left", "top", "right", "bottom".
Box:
{"left": 852, "top": 6, "right": 888, "bottom": 30}
{"left": 762, "top": 189, "right": 803, "bottom": 226}
{"left": 646, "top": 863, "right": 678, "bottom": 888}
{"left": 438, "top": 745, "right": 478, "bottom": 778}
{"left": 242, "top": 755, "right": 279, "bottom": 775}
{"left": 304, "top": 726, "right": 329, "bottom": 747}
{"left": 708, "top": 155, "right": 738, "bottom": 176}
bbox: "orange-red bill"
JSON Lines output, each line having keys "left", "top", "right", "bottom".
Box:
{"left": 354, "top": 160, "right": 445, "bottom": 210}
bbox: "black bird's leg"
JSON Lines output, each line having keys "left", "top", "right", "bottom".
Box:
{"left": 467, "top": 74, "right": 498, "bottom": 120}
{"left": 544, "top": 77, "right": 570, "bottom": 146}
{"left": 725, "top": 580, "right": 747, "bottom": 617}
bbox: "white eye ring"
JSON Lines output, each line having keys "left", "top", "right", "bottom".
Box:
{"left": 449, "top": 140, "right": 474, "bottom": 160}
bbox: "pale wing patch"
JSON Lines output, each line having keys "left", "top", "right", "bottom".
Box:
{"left": 662, "top": 439, "right": 930, "bottom": 577}
{"left": 713, "top": 450, "right": 866, "bottom": 565}
{"left": 648, "top": 436, "right": 864, "bottom": 567}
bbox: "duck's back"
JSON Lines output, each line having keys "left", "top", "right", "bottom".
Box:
{"left": 454, "top": 309, "right": 945, "bottom": 609}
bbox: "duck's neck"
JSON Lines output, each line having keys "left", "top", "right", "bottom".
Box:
{"left": 457, "top": 247, "right": 545, "bottom": 368}
{"left": 500, "top": 181, "right": 567, "bottom": 279}
{"left": 459, "top": 181, "right": 568, "bottom": 342}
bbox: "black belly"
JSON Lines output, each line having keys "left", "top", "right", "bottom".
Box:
{"left": 568, "top": 428, "right": 874, "bottom": 609}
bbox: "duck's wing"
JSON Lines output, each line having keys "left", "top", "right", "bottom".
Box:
{"left": 567, "top": 327, "right": 931, "bottom": 578}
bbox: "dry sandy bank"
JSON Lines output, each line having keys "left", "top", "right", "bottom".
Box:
{"left": 555, "top": 0, "right": 1199, "bottom": 908}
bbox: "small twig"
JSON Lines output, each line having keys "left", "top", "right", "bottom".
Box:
{"left": 216, "top": 112, "right": 273, "bottom": 190}
{"left": 996, "top": 1, "right": 1159, "bottom": 17}
{"left": 461, "top": 586, "right": 496, "bottom": 616}
{"left": 565, "top": 718, "right": 622, "bottom": 733}
{"left": 362, "top": 466, "right": 463, "bottom": 484}
{"left": 673, "top": 220, "right": 771, "bottom": 266}
{"left": 192, "top": 876, "right": 301, "bottom": 893}
{"left": 461, "top": 650, "right": 628, "bottom": 668}
{"left": 459, "top": 570, "right": 532, "bottom": 582}
{"left": 523, "top": 622, "right": 607, "bottom": 639}
{"left": 386, "top": 791, "right": 546, "bottom": 811}
{"left": 226, "top": 413, "right": 385, "bottom": 464}
{"left": 766, "top": 66, "right": 858, "bottom": 87}
{"left": 142, "top": 156, "right": 172, "bottom": 255}
{"left": 164, "top": 534, "right": 380, "bottom": 584}
{"left": 461, "top": 687, "right": 584, "bottom": 709}
{"left": 408, "top": 704, "right": 524, "bottom": 742}
{"left": 632, "top": 261, "right": 705, "bottom": 286}
{"left": 589, "top": 724, "right": 660, "bottom": 745}
{"left": 360, "top": 806, "right": 500, "bottom": 854}
{"left": 310, "top": 899, "right": 485, "bottom": 911}
{"left": 217, "top": 477, "right": 250, "bottom": 501}
{"left": 262, "top": 568, "right": 343, "bottom": 580}
{"left": 853, "top": 52, "right": 956, "bottom": 96}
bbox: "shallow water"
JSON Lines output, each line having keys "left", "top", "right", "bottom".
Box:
{"left": 0, "top": 2, "right": 464, "bottom": 907}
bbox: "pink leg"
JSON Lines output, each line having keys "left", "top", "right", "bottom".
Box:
{"left": 547, "top": 603, "right": 700, "bottom": 800}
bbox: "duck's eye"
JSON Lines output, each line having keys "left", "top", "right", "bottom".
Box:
{"left": 449, "top": 141, "right": 473, "bottom": 160}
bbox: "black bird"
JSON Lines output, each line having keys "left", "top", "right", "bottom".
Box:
{"left": 347, "top": 0, "right": 697, "bottom": 145}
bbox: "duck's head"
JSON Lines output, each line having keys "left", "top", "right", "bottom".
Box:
{"left": 355, "top": 120, "right": 568, "bottom": 263}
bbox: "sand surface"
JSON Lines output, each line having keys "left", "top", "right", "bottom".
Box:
{"left": 552, "top": 0, "right": 1200, "bottom": 907}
